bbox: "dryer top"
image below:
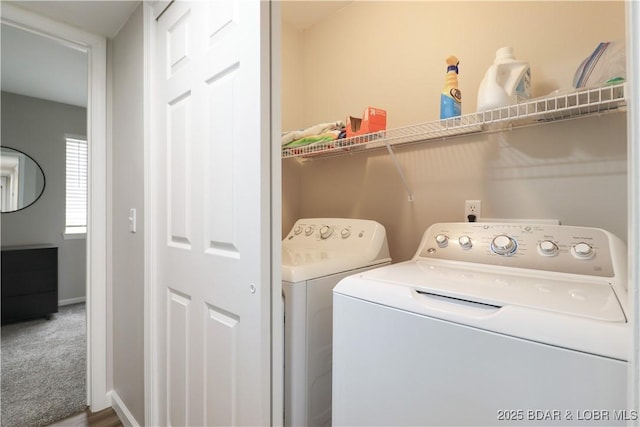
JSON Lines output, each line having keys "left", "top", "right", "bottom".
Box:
{"left": 282, "top": 218, "right": 390, "bottom": 282}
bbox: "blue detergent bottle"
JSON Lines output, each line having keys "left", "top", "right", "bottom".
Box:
{"left": 440, "top": 56, "right": 461, "bottom": 119}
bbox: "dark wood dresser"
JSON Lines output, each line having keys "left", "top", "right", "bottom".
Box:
{"left": 1, "top": 245, "right": 58, "bottom": 324}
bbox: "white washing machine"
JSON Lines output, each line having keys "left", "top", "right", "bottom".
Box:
{"left": 282, "top": 218, "right": 390, "bottom": 427}
{"left": 333, "top": 222, "right": 630, "bottom": 426}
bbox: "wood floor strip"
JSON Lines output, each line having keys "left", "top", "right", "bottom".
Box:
{"left": 48, "top": 407, "right": 123, "bottom": 427}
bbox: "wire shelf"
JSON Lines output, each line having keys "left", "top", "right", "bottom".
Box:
{"left": 281, "top": 83, "right": 627, "bottom": 160}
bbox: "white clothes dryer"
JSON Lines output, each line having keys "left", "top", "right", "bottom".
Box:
{"left": 282, "top": 218, "right": 390, "bottom": 427}
{"left": 333, "top": 222, "right": 630, "bottom": 426}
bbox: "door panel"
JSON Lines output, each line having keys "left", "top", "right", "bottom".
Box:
{"left": 205, "top": 304, "right": 239, "bottom": 426}
{"left": 207, "top": 0, "right": 234, "bottom": 40}
{"left": 204, "top": 65, "right": 239, "bottom": 257}
{"left": 167, "top": 290, "right": 190, "bottom": 426}
{"left": 167, "top": 10, "right": 190, "bottom": 74}
{"left": 167, "top": 93, "right": 192, "bottom": 248}
{"left": 151, "top": 1, "right": 270, "bottom": 425}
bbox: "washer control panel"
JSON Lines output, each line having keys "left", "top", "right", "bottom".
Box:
{"left": 282, "top": 218, "right": 391, "bottom": 282}
{"left": 284, "top": 218, "right": 388, "bottom": 255}
{"left": 417, "top": 223, "right": 617, "bottom": 277}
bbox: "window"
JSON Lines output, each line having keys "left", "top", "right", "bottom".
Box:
{"left": 65, "top": 137, "right": 87, "bottom": 236}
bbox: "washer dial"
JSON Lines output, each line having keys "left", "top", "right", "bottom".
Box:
{"left": 571, "top": 242, "right": 594, "bottom": 259}
{"left": 458, "top": 235, "right": 472, "bottom": 249}
{"left": 491, "top": 235, "right": 517, "bottom": 256}
{"left": 435, "top": 234, "right": 449, "bottom": 248}
{"left": 538, "top": 240, "right": 559, "bottom": 257}
{"left": 320, "top": 225, "right": 333, "bottom": 239}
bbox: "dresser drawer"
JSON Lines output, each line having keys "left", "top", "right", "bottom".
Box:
{"left": 1, "top": 245, "right": 58, "bottom": 324}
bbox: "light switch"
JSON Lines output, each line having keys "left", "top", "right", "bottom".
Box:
{"left": 129, "top": 208, "right": 137, "bottom": 233}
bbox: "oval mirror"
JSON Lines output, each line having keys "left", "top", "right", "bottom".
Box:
{"left": 1, "top": 147, "right": 46, "bottom": 213}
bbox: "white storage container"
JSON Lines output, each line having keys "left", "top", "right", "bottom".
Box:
{"left": 477, "top": 46, "right": 531, "bottom": 111}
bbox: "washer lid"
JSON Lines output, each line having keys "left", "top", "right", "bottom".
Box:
{"left": 355, "top": 260, "right": 625, "bottom": 322}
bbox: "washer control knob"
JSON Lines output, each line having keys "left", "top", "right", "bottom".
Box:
{"left": 538, "top": 240, "right": 559, "bottom": 256}
{"left": 491, "top": 235, "right": 517, "bottom": 256}
{"left": 572, "top": 242, "right": 594, "bottom": 259}
{"left": 320, "top": 225, "right": 333, "bottom": 239}
{"left": 435, "top": 234, "right": 449, "bottom": 248}
{"left": 340, "top": 228, "right": 351, "bottom": 239}
{"left": 304, "top": 226, "right": 315, "bottom": 236}
{"left": 293, "top": 226, "right": 303, "bottom": 235}
{"left": 458, "top": 235, "right": 472, "bottom": 249}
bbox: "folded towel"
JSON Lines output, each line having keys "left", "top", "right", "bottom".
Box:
{"left": 282, "top": 130, "right": 341, "bottom": 149}
{"left": 282, "top": 121, "right": 344, "bottom": 146}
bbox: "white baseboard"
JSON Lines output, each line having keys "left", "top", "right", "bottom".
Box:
{"left": 110, "top": 390, "right": 140, "bottom": 427}
{"left": 58, "top": 297, "right": 86, "bottom": 306}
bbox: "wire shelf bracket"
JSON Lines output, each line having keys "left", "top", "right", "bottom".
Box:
{"left": 384, "top": 140, "right": 414, "bottom": 202}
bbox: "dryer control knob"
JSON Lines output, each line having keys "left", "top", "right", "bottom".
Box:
{"left": 491, "top": 235, "right": 517, "bottom": 256}
{"left": 340, "top": 228, "right": 351, "bottom": 239}
{"left": 435, "top": 234, "right": 449, "bottom": 248}
{"left": 538, "top": 240, "right": 559, "bottom": 256}
{"left": 572, "top": 242, "right": 594, "bottom": 259}
{"left": 458, "top": 235, "right": 472, "bottom": 249}
{"left": 320, "top": 225, "right": 333, "bottom": 239}
{"left": 304, "top": 226, "right": 315, "bottom": 236}
{"left": 293, "top": 226, "right": 303, "bottom": 235}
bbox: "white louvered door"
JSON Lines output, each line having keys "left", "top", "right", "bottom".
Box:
{"left": 151, "top": 1, "right": 271, "bottom": 425}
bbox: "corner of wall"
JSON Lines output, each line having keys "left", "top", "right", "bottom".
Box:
{"left": 110, "top": 391, "right": 141, "bottom": 427}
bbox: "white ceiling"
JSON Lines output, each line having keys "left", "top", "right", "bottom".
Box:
{"left": 9, "top": 1, "right": 141, "bottom": 38}
{"left": 1, "top": 1, "right": 139, "bottom": 108}
{"left": 1, "top": 0, "right": 348, "bottom": 108}
{"left": 1, "top": 23, "right": 89, "bottom": 107}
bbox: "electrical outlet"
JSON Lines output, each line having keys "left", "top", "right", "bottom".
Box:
{"left": 465, "top": 200, "right": 481, "bottom": 222}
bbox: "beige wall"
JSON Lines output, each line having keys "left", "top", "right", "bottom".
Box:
{"left": 292, "top": 1, "right": 626, "bottom": 128}
{"left": 282, "top": 1, "right": 627, "bottom": 262}
{"left": 281, "top": 21, "right": 305, "bottom": 231}
{"left": 110, "top": 4, "right": 145, "bottom": 424}
{"left": 281, "top": 21, "right": 305, "bottom": 132}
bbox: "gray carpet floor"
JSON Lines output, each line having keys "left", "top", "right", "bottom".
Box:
{"left": 1, "top": 303, "right": 87, "bottom": 427}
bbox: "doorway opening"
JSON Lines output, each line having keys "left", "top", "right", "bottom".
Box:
{"left": 0, "top": 2, "right": 109, "bottom": 415}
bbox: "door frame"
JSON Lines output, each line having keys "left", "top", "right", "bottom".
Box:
{"left": 270, "top": 1, "right": 284, "bottom": 425}
{"left": 1, "top": 3, "right": 109, "bottom": 412}
{"left": 628, "top": 0, "right": 640, "bottom": 415}
{"left": 142, "top": 3, "right": 157, "bottom": 423}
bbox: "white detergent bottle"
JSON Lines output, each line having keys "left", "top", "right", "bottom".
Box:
{"left": 476, "top": 47, "right": 531, "bottom": 112}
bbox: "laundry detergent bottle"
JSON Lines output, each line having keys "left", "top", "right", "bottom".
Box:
{"left": 440, "top": 56, "right": 462, "bottom": 119}
{"left": 476, "top": 47, "right": 531, "bottom": 112}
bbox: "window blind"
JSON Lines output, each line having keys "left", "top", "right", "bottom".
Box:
{"left": 65, "top": 137, "right": 87, "bottom": 229}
